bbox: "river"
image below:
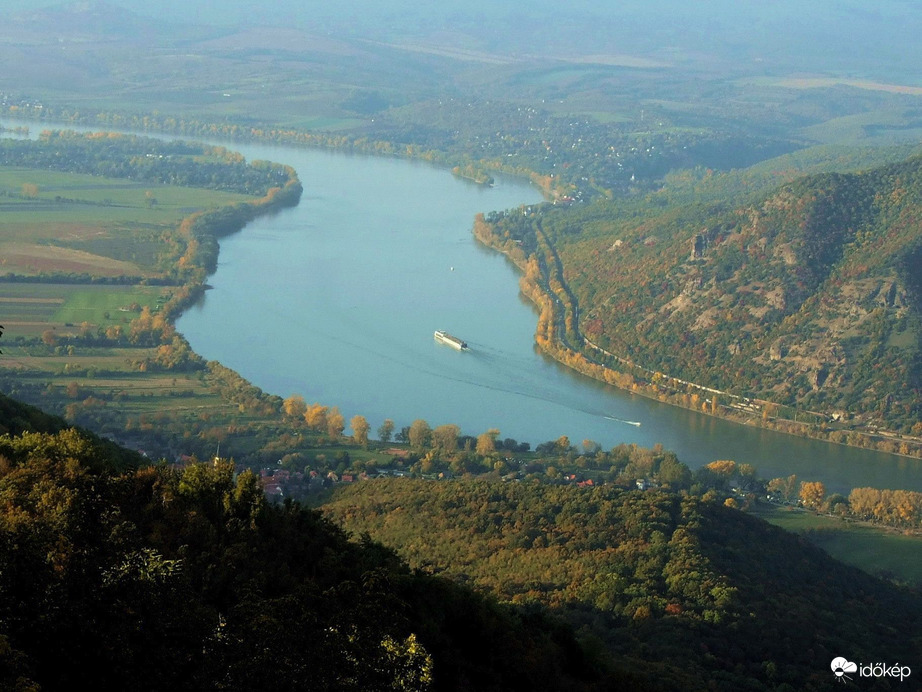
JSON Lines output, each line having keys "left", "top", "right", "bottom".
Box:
{"left": 5, "top": 120, "right": 922, "bottom": 493}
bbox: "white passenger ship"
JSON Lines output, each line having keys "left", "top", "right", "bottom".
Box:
{"left": 434, "top": 330, "right": 468, "bottom": 350}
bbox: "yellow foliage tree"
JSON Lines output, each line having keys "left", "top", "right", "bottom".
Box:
{"left": 799, "top": 481, "right": 826, "bottom": 509}
{"left": 304, "top": 403, "right": 328, "bottom": 431}
{"left": 476, "top": 429, "right": 500, "bottom": 456}
{"left": 327, "top": 406, "right": 345, "bottom": 437}
{"left": 282, "top": 395, "right": 307, "bottom": 419}
{"left": 350, "top": 415, "right": 370, "bottom": 448}
{"left": 705, "top": 460, "right": 737, "bottom": 477}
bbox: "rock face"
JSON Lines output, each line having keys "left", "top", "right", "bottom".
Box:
{"left": 768, "top": 340, "right": 786, "bottom": 361}
{"left": 690, "top": 231, "right": 709, "bottom": 259}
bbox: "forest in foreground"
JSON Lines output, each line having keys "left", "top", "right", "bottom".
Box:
{"left": 1, "top": 392, "right": 921, "bottom": 691}
{"left": 0, "top": 393, "right": 616, "bottom": 691}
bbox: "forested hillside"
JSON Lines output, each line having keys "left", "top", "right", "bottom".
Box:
{"left": 486, "top": 154, "right": 922, "bottom": 435}
{"left": 323, "top": 478, "right": 922, "bottom": 691}
{"left": 0, "top": 393, "right": 627, "bottom": 691}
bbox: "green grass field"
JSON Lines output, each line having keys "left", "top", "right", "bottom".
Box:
{"left": 51, "top": 286, "right": 169, "bottom": 326}
{"left": 752, "top": 504, "right": 922, "bottom": 585}
{"left": 0, "top": 168, "right": 249, "bottom": 218}
{"left": 1, "top": 284, "right": 172, "bottom": 338}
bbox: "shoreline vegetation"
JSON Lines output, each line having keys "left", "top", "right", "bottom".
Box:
{"left": 0, "top": 131, "right": 309, "bottom": 462}
{"left": 1, "top": 109, "right": 920, "bottom": 463}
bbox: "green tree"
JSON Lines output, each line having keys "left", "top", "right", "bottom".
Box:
{"left": 408, "top": 419, "right": 431, "bottom": 449}
{"left": 378, "top": 419, "right": 395, "bottom": 444}
{"left": 657, "top": 455, "right": 691, "bottom": 488}
{"left": 825, "top": 493, "right": 849, "bottom": 516}
{"left": 432, "top": 424, "right": 460, "bottom": 454}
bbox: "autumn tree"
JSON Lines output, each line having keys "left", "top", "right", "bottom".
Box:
{"left": 351, "top": 415, "right": 370, "bottom": 448}
{"left": 408, "top": 419, "right": 432, "bottom": 450}
{"left": 304, "top": 403, "right": 329, "bottom": 431}
{"left": 799, "top": 481, "right": 826, "bottom": 509}
{"left": 767, "top": 474, "right": 798, "bottom": 503}
{"left": 327, "top": 406, "right": 345, "bottom": 438}
{"left": 737, "top": 463, "right": 757, "bottom": 484}
{"left": 476, "top": 429, "right": 500, "bottom": 456}
{"left": 848, "top": 487, "right": 880, "bottom": 519}
{"left": 705, "top": 460, "right": 737, "bottom": 478}
{"left": 582, "top": 439, "right": 602, "bottom": 455}
{"left": 432, "top": 424, "right": 460, "bottom": 454}
{"left": 282, "top": 395, "right": 307, "bottom": 419}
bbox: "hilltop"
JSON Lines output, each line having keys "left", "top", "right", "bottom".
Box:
{"left": 485, "top": 153, "right": 922, "bottom": 441}
{"left": 322, "top": 477, "right": 922, "bottom": 691}
{"left": 0, "top": 392, "right": 631, "bottom": 691}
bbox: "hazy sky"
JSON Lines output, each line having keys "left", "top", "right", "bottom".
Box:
{"left": 2, "top": 0, "right": 920, "bottom": 80}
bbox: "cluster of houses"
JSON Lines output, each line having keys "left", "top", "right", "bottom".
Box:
{"left": 258, "top": 468, "right": 369, "bottom": 500}
{"left": 256, "top": 466, "right": 427, "bottom": 501}
{"left": 0, "top": 92, "right": 43, "bottom": 112}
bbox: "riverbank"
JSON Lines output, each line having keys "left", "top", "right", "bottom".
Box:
{"left": 6, "top": 119, "right": 919, "bottom": 492}
{"left": 0, "top": 134, "right": 314, "bottom": 465}
{"left": 3, "top": 106, "right": 919, "bottom": 465}
{"left": 472, "top": 214, "right": 922, "bottom": 462}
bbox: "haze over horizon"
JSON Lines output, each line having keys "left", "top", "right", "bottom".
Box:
{"left": 1, "top": 0, "right": 920, "bottom": 79}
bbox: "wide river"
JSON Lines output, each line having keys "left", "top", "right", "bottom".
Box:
{"left": 5, "top": 120, "right": 922, "bottom": 493}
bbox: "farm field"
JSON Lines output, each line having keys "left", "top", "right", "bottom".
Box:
{"left": 0, "top": 164, "right": 250, "bottom": 341}
{"left": 0, "top": 166, "right": 251, "bottom": 278}
{"left": 0, "top": 283, "right": 170, "bottom": 335}
{"left": 752, "top": 504, "right": 922, "bottom": 585}
{"left": 0, "top": 151, "right": 311, "bottom": 464}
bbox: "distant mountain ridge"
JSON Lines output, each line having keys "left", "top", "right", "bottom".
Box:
{"left": 4, "top": 0, "right": 922, "bottom": 76}
{"left": 4, "top": 0, "right": 199, "bottom": 42}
